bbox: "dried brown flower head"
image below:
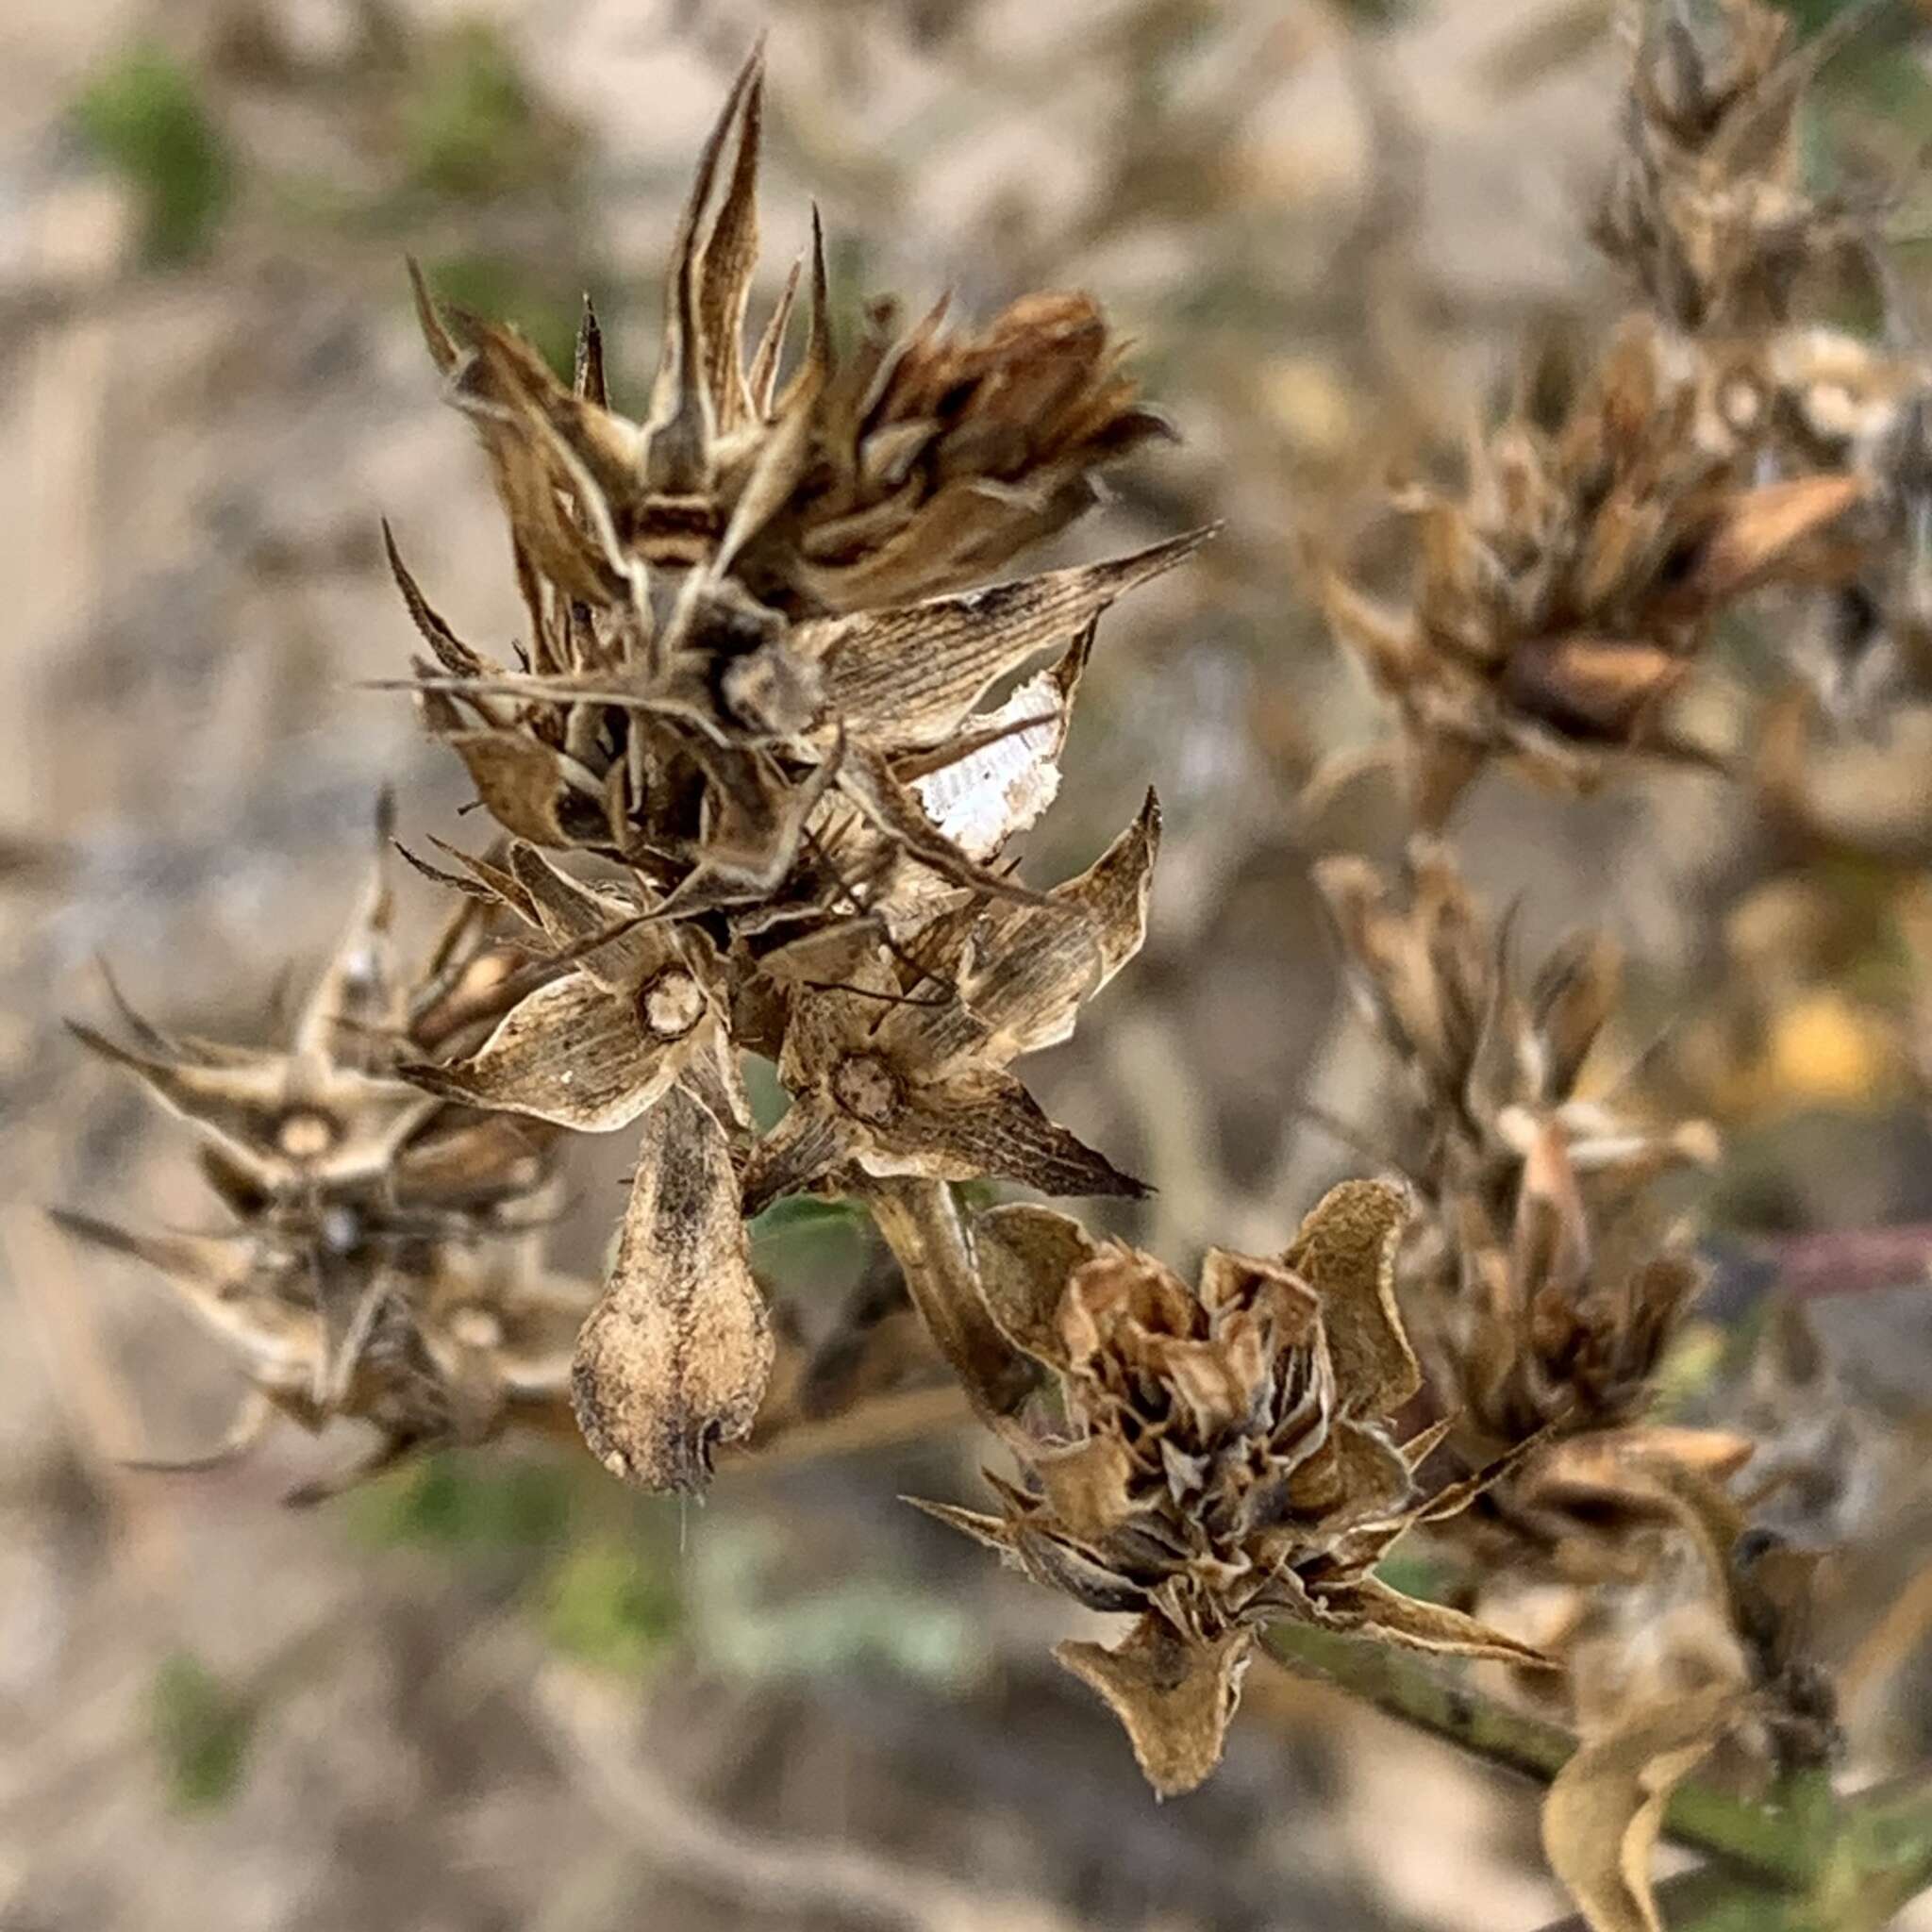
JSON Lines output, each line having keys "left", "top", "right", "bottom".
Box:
{"left": 1315, "top": 318, "right": 1865, "bottom": 826}
{"left": 1315, "top": 843, "right": 1719, "bottom": 1488}
{"left": 368, "top": 49, "right": 1194, "bottom": 1495}
{"left": 408, "top": 51, "right": 1167, "bottom": 619}
{"left": 922, "top": 1180, "right": 1547, "bottom": 1794}
{"left": 1597, "top": 0, "right": 1879, "bottom": 330}
{"left": 58, "top": 805, "right": 583, "bottom": 1500}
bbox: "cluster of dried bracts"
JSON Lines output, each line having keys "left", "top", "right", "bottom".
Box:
{"left": 59, "top": 804, "right": 589, "bottom": 1504}
{"left": 1319, "top": 840, "right": 1846, "bottom": 1908}
{"left": 1314, "top": 0, "right": 1932, "bottom": 824}
{"left": 53, "top": 12, "right": 1887, "bottom": 1884}
{"left": 371, "top": 45, "right": 1198, "bottom": 1491}
{"left": 925, "top": 1180, "right": 1549, "bottom": 1794}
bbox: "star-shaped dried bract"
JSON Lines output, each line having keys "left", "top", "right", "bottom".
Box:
{"left": 922, "top": 1180, "right": 1547, "bottom": 1795}
{"left": 742, "top": 791, "right": 1160, "bottom": 1214}
{"left": 58, "top": 805, "right": 584, "bottom": 1499}
{"left": 397, "top": 839, "right": 741, "bottom": 1139}
{"left": 388, "top": 506, "right": 1203, "bottom": 932}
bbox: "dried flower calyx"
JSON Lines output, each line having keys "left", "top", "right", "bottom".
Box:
{"left": 1317, "top": 842, "right": 1738, "bottom": 1573}
{"left": 58, "top": 806, "right": 586, "bottom": 1502}
{"left": 743, "top": 790, "right": 1159, "bottom": 1213}
{"left": 923, "top": 1180, "right": 1546, "bottom": 1794}
{"left": 1315, "top": 317, "right": 1865, "bottom": 827}
{"left": 1598, "top": 0, "right": 1883, "bottom": 330}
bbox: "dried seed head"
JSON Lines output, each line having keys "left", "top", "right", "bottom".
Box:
{"left": 1313, "top": 317, "right": 1866, "bottom": 825}
{"left": 60, "top": 805, "right": 582, "bottom": 1500}
{"left": 1597, "top": 0, "right": 1875, "bottom": 330}
{"left": 1317, "top": 842, "right": 1743, "bottom": 1588}
{"left": 924, "top": 1182, "right": 1545, "bottom": 1794}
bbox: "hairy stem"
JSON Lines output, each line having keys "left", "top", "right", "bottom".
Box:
{"left": 857, "top": 1179, "right": 1037, "bottom": 1419}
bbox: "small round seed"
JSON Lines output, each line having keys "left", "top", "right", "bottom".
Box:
{"left": 638, "top": 968, "right": 706, "bottom": 1040}
{"left": 276, "top": 1108, "right": 339, "bottom": 1158}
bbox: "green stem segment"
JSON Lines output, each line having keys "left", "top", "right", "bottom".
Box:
{"left": 858, "top": 1178, "right": 1038, "bottom": 1421}
{"left": 1263, "top": 1622, "right": 1839, "bottom": 1890}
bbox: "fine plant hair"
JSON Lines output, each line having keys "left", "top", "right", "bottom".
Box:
{"left": 58, "top": 9, "right": 1932, "bottom": 1928}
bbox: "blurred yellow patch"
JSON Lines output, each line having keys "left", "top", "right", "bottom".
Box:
{"left": 1765, "top": 991, "right": 1893, "bottom": 1108}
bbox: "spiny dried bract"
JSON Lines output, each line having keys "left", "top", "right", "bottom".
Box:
{"left": 377, "top": 48, "right": 1196, "bottom": 1499}
{"left": 1315, "top": 318, "right": 1864, "bottom": 827}
{"left": 59, "top": 818, "right": 584, "bottom": 1501}
{"left": 1598, "top": 0, "right": 1875, "bottom": 330}
{"left": 409, "top": 50, "right": 1165, "bottom": 618}
{"left": 389, "top": 473, "right": 1201, "bottom": 940}
{"left": 924, "top": 1180, "right": 1545, "bottom": 1796}
{"left": 396, "top": 839, "right": 742, "bottom": 1141}
{"left": 742, "top": 791, "right": 1160, "bottom": 1214}
{"left": 1315, "top": 844, "right": 1715, "bottom": 1476}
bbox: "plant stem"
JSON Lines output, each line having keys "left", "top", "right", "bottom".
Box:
{"left": 733, "top": 1383, "right": 973, "bottom": 1473}
{"left": 857, "top": 1179, "right": 1037, "bottom": 1420}
{"left": 1262, "top": 1622, "right": 1837, "bottom": 1890}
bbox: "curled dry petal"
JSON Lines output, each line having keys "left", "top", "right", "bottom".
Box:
{"left": 1541, "top": 1684, "right": 1740, "bottom": 1932}
{"left": 1282, "top": 1178, "right": 1418, "bottom": 1418}
{"left": 974, "top": 1203, "right": 1099, "bottom": 1367}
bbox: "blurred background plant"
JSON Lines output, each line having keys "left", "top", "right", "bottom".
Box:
{"left": 9, "top": 1, "right": 1932, "bottom": 1928}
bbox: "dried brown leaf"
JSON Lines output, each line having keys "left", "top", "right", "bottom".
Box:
{"left": 1541, "top": 1684, "right": 1740, "bottom": 1932}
